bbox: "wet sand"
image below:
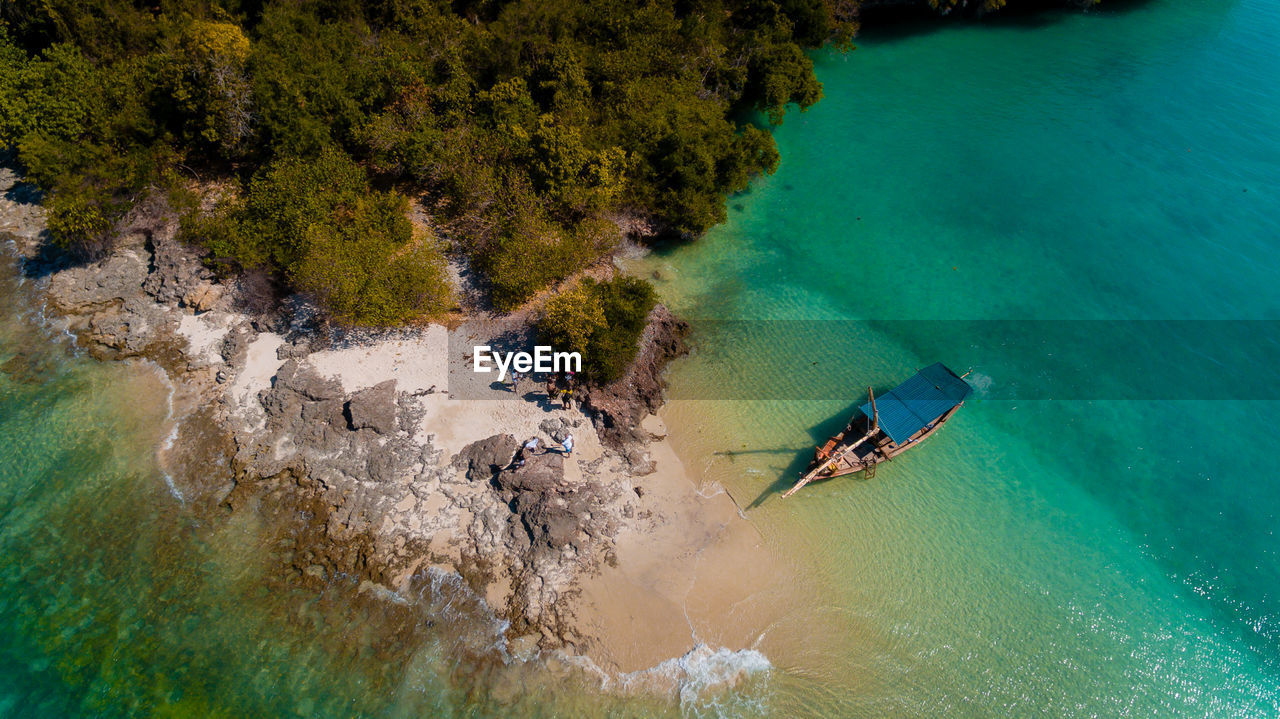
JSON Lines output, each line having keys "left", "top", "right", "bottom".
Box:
{"left": 571, "top": 433, "right": 801, "bottom": 676}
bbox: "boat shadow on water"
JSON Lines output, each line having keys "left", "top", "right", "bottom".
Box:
{"left": 740, "top": 398, "right": 872, "bottom": 510}
{"left": 744, "top": 363, "right": 974, "bottom": 507}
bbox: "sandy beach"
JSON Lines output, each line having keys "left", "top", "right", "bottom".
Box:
{"left": 572, "top": 431, "right": 800, "bottom": 675}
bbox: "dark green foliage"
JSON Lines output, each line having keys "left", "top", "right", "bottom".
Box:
{"left": 0, "top": 0, "right": 856, "bottom": 311}
{"left": 208, "top": 148, "right": 370, "bottom": 271}
{"left": 478, "top": 207, "right": 619, "bottom": 312}
{"left": 591, "top": 275, "right": 660, "bottom": 382}
{"left": 45, "top": 188, "right": 112, "bottom": 255}
{"left": 538, "top": 276, "right": 658, "bottom": 384}
{"left": 0, "top": 30, "right": 178, "bottom": 255}
{"left": 189, "top": 149, "right": 452, "bottom": 325}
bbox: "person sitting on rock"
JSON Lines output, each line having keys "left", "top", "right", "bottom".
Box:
{"left": 515, "top": 436, "right": 540, "bottom": 467}
{"left": 561, "top": 433, "right": 574, "bottom": 456}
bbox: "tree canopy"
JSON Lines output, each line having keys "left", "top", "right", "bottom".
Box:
{"left": 538, "top": 276, "right": 657, "bottom": 383}
{"left": 0, "top": 0, "right": 857, "bottom": 321}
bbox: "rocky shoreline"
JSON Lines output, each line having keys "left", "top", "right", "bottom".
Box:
{"left": 0, "top": 166, "right": 702, "bottom": 666}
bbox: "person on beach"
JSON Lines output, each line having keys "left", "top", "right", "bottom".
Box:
{"left": 560, "top": 434, "right": 574, "bottom": 456}
{"left": 516, "top": 436, "right": 540, "bottom": 467}
{"left": 546, "top": 373, "right": 559, "bottom": 403}
{"left": 509, "top": 369, "right": 521, "bottom": 393}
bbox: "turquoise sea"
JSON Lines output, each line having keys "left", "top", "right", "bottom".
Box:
{"left": 4, "top": 0, "right": 1280, "bottom": 714}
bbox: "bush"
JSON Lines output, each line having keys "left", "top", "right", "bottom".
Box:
{"left": 592, "top": 275, "right": 659, "bottom": 381}
{"left": 0, "top": 41, "right": 103, "bottom": 150}
{"left": 46, "top": 187, "right": 112, "bottom": 255}
{"left": 293, "top": 203, "right": 453, "bottom": 327}
{"left": 538, "top": 276, "right": 657, "bottom": 384}
{"left": 185, "top": 148, "right": 452, "bottom": 326}
{"left": 539, "top": 280, "right": 608, "bottom": 355}
{"left": 478, "top": 193, "right": 618, "bottom": 311}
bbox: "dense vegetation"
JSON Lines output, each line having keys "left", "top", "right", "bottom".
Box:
{"left": 538, "top": 276, "right": 657, "bottom": 383}
{"left": 190, "top": 148, "right": 452, "bottom": 325}
{"left": 0, "top": 0, "right": 854, "bottom": 325}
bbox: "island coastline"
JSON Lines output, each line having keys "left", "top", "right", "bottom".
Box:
{"left": 0, "top": 164, "right": 796, "bottom": 697}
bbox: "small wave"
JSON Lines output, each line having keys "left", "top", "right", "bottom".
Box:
{"left": 695, "top": 481, "right": 727, "bottom": 500}
{"left": 400, "top": 567, "right": 773, "bottom": 711}
{"left": 142, "top": 359, "right": 186, "bottom": 505}
{"left": 409, "top": 567, "right": 512, "bottom": 656}
{"left": 562, "top": 642, "right": 772, "bottom": 714}
{"left": 622, "top": 643, "right": 771, "bottom": 705}
{"left": 359, "top": 580, "right": 412, "bottom": 606}
{"left": 3, "top": 265, "right": 82, "bottom": 353}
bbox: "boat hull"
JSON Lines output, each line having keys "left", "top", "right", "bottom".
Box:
{"left": 802, "top": 403, "right": 964, "bottom": 480}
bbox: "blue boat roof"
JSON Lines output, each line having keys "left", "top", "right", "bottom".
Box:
{"left": 859, "top": 363, "right": 973, "bottom": 445}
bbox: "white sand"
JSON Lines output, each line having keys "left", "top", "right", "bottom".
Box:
{"left": 229, "top": 331, "right": 284, "bottom": 427}
{"left": 302, "top": 326, "right": 605, "bottom": 478}
{"left": 572, "top": 436, "right": 801, "bottom": 674}
{"left": 306, "top": 325, "right": 449, "bottom": 394}
{"left": 175, "top": 311, "right": 232, "bottom": 366}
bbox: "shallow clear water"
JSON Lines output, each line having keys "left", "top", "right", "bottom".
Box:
{"left": 4, "top": 0, "right": 1280, "bottom": 714}
{"left": 633, "top": 0, "right": 1280, "bottom": 714}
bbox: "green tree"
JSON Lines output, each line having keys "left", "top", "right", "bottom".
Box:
{"left": 187, "top": 148, "right": 452, "bottom": 326}
{"left": 46, "top": 187, "right": 112, "bottom": 255}
{"left": 160, "top": 20, "right": 254, "bottom": 155}
{"left": 538, "top": 276, "right": 657, "bottom": 383}
{"left": 294, "top": 214, "right": 453, "bottom": 327}
{"left": 539, "top": 280, "right": 607, "bottom": 354}
{"left": 2, "top": 0, "right": 865, "bottom": 312}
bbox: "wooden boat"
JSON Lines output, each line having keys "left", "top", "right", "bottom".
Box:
{"left": 783, "top": 363, "right": 973, "bottom": 497}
